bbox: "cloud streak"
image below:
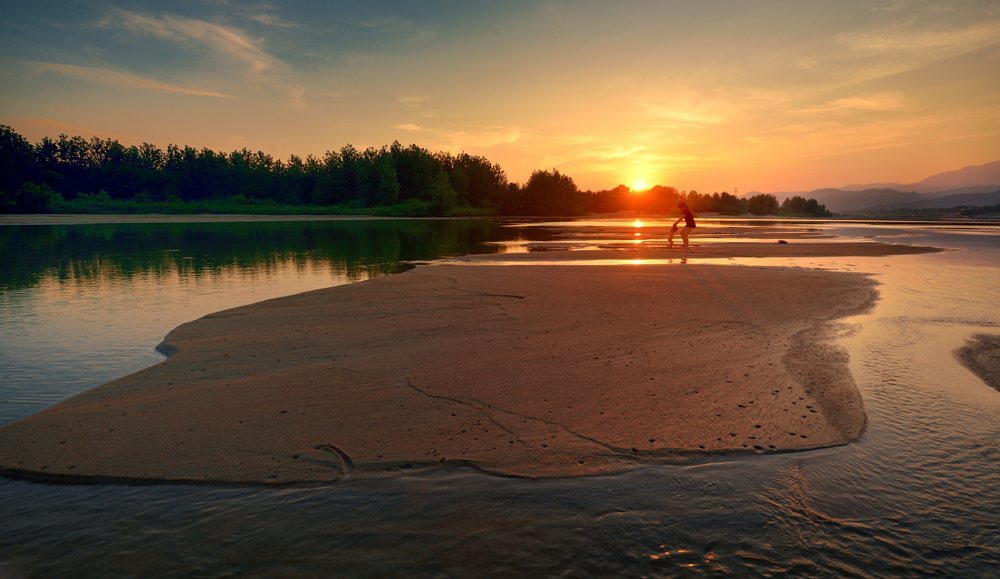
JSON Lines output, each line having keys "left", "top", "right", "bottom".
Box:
{"left": 106, "top": 9, "right": 284, "bottom": 78}
{"left": 33, "top": 61, "right": 233, "bottom": 98}
{"left": 836, "top": 20, "right": 1000, "bottom": 59}
{"left": 242, "top": 7, "right": 298, "bottom": 29}
{"left": 360, "top": 14, "right": 437, "bottom": 42}
{"left": 795, "top": 92, "right": 906, "bottom": 114}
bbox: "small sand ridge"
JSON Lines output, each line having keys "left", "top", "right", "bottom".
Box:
{"left": 956, "top": 334, "right": 1000, "bottom": 392}
{"left": 0, "top": 241, "right": 938, "bottom": 485}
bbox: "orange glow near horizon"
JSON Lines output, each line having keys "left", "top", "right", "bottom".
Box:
{"left": 630, "top": 179, "right": 650, "bottom": 192}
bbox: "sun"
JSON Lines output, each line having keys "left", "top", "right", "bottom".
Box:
{"left": 630, "top": 178, "right": 650, "bottom": 191}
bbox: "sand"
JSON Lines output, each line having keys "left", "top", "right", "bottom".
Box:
{"left": 447, "top": 242, "right": 937, "bottom": 262}
{"left": 0, "top": 241, "right": 939, "bottom": 485}
{"left": 956, "top": 334, "right": 1000, "bottom": 391}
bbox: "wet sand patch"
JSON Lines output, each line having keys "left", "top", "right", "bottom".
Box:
{"left": 956, "top": 334, "right": 1000, "bottom": 391}
{"left": 0, "top": 255, "right": 894, "bottom": 485}
{"left": 447, "top": 242, "right": 939, "bottom": 261}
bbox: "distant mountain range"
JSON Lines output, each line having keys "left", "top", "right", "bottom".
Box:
{"left": 758, "top": 161, "right": 1000, "bottom": 212}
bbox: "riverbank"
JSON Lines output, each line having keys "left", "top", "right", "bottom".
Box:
{"left": 0, "top": 240, "right": 941, "bottom": 485}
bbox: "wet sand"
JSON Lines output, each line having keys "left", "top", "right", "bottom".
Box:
{"left": 0, "top": 242, "right": 938, "bottom": 485}
{"left": 956, "top": 334, "right": 1000, "bottom": 391}
{"left": 448, "top": 241, "right": 936, "bottom": 261}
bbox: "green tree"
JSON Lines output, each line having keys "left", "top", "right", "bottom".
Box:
{"left": 713, "top": 192, "right": 746, "bottom": 215}
{"left": 0, "top": 125, "right": 35, "bottom": 195}
{"left": 391, "top": 143, "right": 439, "bottom": 202}
{"left": 449, "top": 165, "right": 470, "bottom": 205}
{"left": 747, "top": 193, "right": 779, "bottom": 215}
{"left": 9, "top": 182, "right": 60, "bottom": 213}
{"left": 780, "top": 196, "right": 830, "bottom": 217}
{"left": 519, "top": 169, "right": 582, "bottom": 215}
{"left": 429, "top": 169, "right": 457, "bottom": 215}
{"left": 374, "top": 153, "right": 401, "bottom": 205}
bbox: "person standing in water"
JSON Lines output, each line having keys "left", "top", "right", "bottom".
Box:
{"left": 668, "top": 201, "right": 696, "bottom": 248}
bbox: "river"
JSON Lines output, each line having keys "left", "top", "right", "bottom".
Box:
{"left": 1, "top": 217, "right": 997, "bottom": 576}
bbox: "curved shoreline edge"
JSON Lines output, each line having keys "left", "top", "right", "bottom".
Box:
{"left": 0, "top": 243, "right": 935, "bottom": 486}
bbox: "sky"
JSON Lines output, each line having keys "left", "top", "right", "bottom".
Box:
{"left": 1, "top": 0, "right": 998, "bottom": 193}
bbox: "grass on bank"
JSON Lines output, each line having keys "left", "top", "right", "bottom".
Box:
{"left": 4, "top": 187, "right": 496, "bottom": 218}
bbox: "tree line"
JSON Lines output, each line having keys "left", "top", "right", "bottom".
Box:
{"left": 584, "top": 185, "right": 829, "bottom": 216}
{"left": 0, "top": 125, "right": 830, "bottom": 217}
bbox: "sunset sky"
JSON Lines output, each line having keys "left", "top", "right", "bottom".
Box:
{"left": 2, "top": 0, "right": 998, "bottom": 193}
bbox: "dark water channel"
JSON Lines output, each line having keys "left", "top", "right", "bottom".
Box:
{"left": 1, "top": 218, "right": 997, "bottom": 577}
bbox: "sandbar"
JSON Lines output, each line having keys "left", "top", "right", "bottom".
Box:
{"left": 449, "top": 241, "right": 936, "bottom": 262}
{"left": 0, "top": 242, "right": 938, "bottom": 485}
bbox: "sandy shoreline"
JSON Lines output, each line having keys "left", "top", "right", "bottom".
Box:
{"left": 0, "top": 240, "right": 941, "bottom": 486}
{"left": 444, "top": 241, "right": 938, "bottom": 262}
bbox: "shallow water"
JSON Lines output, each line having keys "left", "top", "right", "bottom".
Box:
{"left": 0, "top": 219, "right": 538, "bottom": 423}
{"left": 1, "top": 218, "right": 998, "bottom": 577}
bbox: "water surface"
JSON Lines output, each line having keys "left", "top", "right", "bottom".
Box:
{"left": 0, "top": 219, "right": 537, "bottom": 422}
{"left": 1, "top": 218, "right": 998, "bottom": 576}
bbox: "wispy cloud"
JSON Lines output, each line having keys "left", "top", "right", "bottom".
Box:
{"left": 441, "top": 126, "right": 522, "bottom": 148}
{"left": 869, "top": 0, "right": 915, "bottom": 12}
{"left": 638, "top": 98, "right": 724, "bottom": 126}
{"left": 397, "top": 93, "right": 445, "bottom": 118}
{"left": 104, "top": 9, "right": 284, "bottom": 78}
{"left": 758, "top": 115, "right": 942, "bottom": 160}
{"left": 836, "top": 20, "right": 1000, "bottom": 56}
{"left": 242, "top": 6, "right": 298, "bottom": 29}
{"left": 360, "top": 14, "right": 436, "bottom": 42}
{"left": 398, "top": 94, "right": 438, "bottom": 108}
{"left": 361, "top": 15, "right": 409, "bottom": 32}
{"left": 766, "top": 20, "right": 1000, "bottom": 102}
{"left": 796, "top": 92, "right": 906, "bottom": 114}
{"left": 288, "top": 85, "right": 306, "bottom": 109}
{"left": 415, "top": 124, "right": 522, "bottom": 150}
{"left": 554, "top": 134, "right": 598, "bottom": 146}
{"left": 32, "top": 61, "right": 233, "bottom": 98}
{"left": 245, "top": 13, "right": 296, "bottom": 28}
{"left": 588, "top": 145, "right": 648, "bottom": 160}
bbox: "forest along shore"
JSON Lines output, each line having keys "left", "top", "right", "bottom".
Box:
{"left": 0, "top": 242, "right": 940, "bottom": 485}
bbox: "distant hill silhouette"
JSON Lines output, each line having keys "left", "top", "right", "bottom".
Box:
{"left": 840, "top": 161, "right": 1000, "bottom": 195}
{"left": 800, "top": 188, "right": 922, "bottom": 212}
{"left": 859, "top": 190, "right": 1000, "bottom": 212}
{"left": 910, "top": 161, "right": 1000, "bottom": 196}
{"left": 762, "top": 161, "right": 1000, "bottom": 212}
